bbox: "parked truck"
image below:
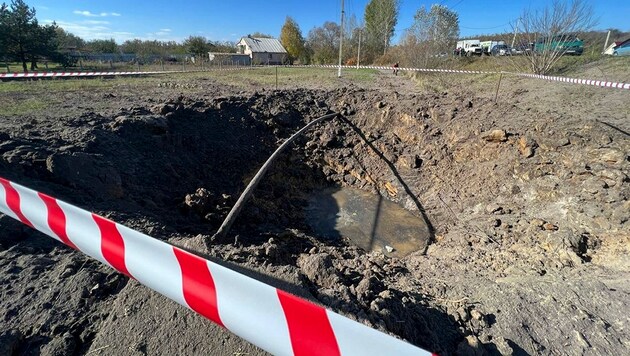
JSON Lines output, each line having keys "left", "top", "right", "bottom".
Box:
{"left": 481, "top": 40, "right": 505, "bottom": 55}
{"left": 533, "top": 35, "right": 583, "bottom": 55}
{"left": 455, "top": 40, "right": 483, "bottom": 56}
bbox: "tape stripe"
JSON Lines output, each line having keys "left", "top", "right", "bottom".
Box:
{"left": 92, "top": 213, "right": 131, "bottom": 277}
{"left": 38, "top": 192, "right": 77, "bottom": 249}
{"left": 278, "top": 290, "right": 341, "bottom": 356}
{"left": 173, "top": 247, "right": 225, "bottom": 327}
{"left": 0, "top": 178, "right": 33, "bottom": 227}
{"left": 210, "top": 260, "right": 294, "bottom": 355}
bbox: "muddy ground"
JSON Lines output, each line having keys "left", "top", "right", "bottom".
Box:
{"left": 0, "top": 66, "right": 629, "bottom": 355}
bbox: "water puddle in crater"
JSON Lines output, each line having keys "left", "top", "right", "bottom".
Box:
{"left": 305, "top": 187, "right": 430, "bottom": 257}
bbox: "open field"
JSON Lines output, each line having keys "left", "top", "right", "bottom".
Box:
{"left": 0, "top": 59, "right": 629, "bottom": 355}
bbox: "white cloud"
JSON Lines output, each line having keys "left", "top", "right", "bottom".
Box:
{"left": 159, "top": 28, "right": 172, "bottom": 32}
{"left": 44, "top": 19, "right": 134, "bottom": 42}
{"left": 83, "top": 20, "right": 110, "bottom": 25}
{"left": 74, "top": 10, "right": 98, "bottom": 17}
{"left": 73, "top": 10, "right": 121, "bottom": 17}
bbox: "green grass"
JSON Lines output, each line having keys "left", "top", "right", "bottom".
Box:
{"left": 0, "top": 97, "right": 51, "bottom": 116}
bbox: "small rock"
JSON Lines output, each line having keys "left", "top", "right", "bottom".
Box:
{"left": 398, "top": 154, "right": 422, "bottom": 169}
{"left": 152, "top": 104, "right": 172, "bottom": 115}
{"left": 597, "top": 148, "right": 625, "bottom": 165}
{"left": 518, "top": 136, "right": 537, "bottom": 158}
{"left": 375, "top": 101, "right": 386, "bottom": 109}
{"left": 184, "top": 188, "right": 214, "bottom": 214}
{"left": 495, "top": 337, "right": 513, "bottom": 355}
{"left": 530, "top": 218, "right": 545, "bottom": 228}
{"left": 582, "top": 177, "right": 605, "bottom": 194}
{"left": 297, "top": 253, "right": 338, "bottom": 288}
{"left": 557, "top": 137, "right": 570, "bottom": 147}
{"left": 457, "top": 335, "right": 484, "bottom": 356}
{"left": 89, "top": 283, "right": 100, "bottom": 295}
{"left": 520, "top": 146, "right": 534, "bottom": 158}
{"left": 355, "top": 275, "right": 385, "bottom": 299}
{"left": 543, "top": 223, "right": 558, "bottom": 231}
{"left": 385, "top": 245, "right": 395, "bottom": 253}
{"left": 485, "top": 203, "right": 503, "bottom": 214}
{"left": 481, "top": 129, "right": 507, "bottom": 143}
{"left": 470, "top": 309, "right": 484, "bottom": 320}
{"left": 456, "top": 307, "right": 470, "bottom": 322}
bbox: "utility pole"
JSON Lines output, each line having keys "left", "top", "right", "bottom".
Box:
{"left": 511, "top": 17, "right": 520, "bottom": 49}
{"left": 357, "top": 28, "right": 362, "bottom": 69}
{"left": 337, "top": 0, "right": 345, "bottom": 78}
{"left": 603, "top": 30, "right": 611, "bottom": 53}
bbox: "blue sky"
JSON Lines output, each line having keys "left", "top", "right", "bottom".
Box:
{"left": 33, "top": 0, "right": 629, "bottom": 43}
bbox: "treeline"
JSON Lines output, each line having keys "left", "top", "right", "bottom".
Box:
{"left": 57, "top": 34, "right": 237, "bottom": 58}
{"left": 0, "top": 0, "right": 237, "bottom": 71}
{"left": 3, "top": 0, "right": 622, "bottom": 72}
{"left": 280, "top": 1, "right": 461, "bottom": 67}
{"left": 279, "top": 0, "right": 404, "bottom": 65}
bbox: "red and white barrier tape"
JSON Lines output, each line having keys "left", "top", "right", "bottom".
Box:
{"left": 0, "top": 177, "right": 432, "bottom": 356}
{"left": 505, "top": 71, "right": 630, "bottom": 89}
{"left": 0, "top": 70, "right": 172, "bottom": 78}
{"left": 310, "top": 64, "right": 495, "bottom": 75}
{"left": 6, "top": 64, "right": 624, "bottom": 90}
{"left": 300, "top": 64, "right": 630, "bottom": 90}
{"left": 0, "top": 67, "right": 253, "bottom": 79}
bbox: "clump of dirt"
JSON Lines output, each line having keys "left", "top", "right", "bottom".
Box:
{"left": 1, "top": 84, "right": 628, "bottom": 355}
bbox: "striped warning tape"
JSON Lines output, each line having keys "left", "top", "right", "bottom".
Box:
{"left": 0, "top": 177, "right": 433, "bottom": 356}
{"left": 307, "top": 64, "right": 495, "bottom": 75}
{"left": 504, "top": 71, "right": 630, "bottom": 89}
{"left": 3, "top": 64, "right": 626, "bottom": 90}
{"left": 0, "top": 70, "right": 171, "bottom": 78}
{"left": 0, "top": 66, "right": 254, "bottom": 79}
{"left": 297, "top": 64, "right": 630, "bottom": 90}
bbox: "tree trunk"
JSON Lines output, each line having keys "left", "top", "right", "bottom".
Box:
{"left": 19, "top": 45, "right": 27, "bottom": 72}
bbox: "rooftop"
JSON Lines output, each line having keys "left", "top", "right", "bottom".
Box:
{"left": 239, "top": 37, "right": 287, "bottom": 53}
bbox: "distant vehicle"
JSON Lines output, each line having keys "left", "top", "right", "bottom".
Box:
{"left": 491, "top": 44, "right": 511, "bottom": 56}
{"left": 481, "top": 40, "right": 505, "bottom": 55}
{"left": 613, "top": 40, "right": 630, "bottom": 56}
{"left": 534, "top": 35, "right": 584, "bottom": 55}
{"left": 455, "top": 40, "right": 483, "bottom": 56}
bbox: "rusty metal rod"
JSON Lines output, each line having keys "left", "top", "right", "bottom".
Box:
{"left": 494, "top": 71, "right": 504, "bottom": 102}
{"left": 211, "top": 111, "right": 339, "bottom": 241}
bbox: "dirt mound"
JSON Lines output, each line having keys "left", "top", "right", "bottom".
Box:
{"left": 1, "top": 84, "right": 628, "bottom": 355}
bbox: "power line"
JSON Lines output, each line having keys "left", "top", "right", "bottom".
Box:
{"left": 460, "top": 22, "right": 512, "bottom": 30}
{"left": 450, "top": 0, "right": 465, "bottom": 9}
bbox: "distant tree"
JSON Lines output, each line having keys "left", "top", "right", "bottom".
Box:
{"left": 210, "top": 40, "right": 236, "bottom": 53}
{"left": 55, "top": 27, "right": 85, "bottom": 50}
{"left": 184, "top": 35, "right": 210, "bottom": 60}
{"left": 0, "top": 4, "right": 9, "bottom": 64}
{"left": 28, "top": 22, "right": 60, "bottom": 69}
{"left": 517, "top": 0, "right": 597, "bottom": 74}
{"left": 280, "top": 16, "right": 306, "bottom": 63}
{"left": 2, "top": 0, "right": 40, "bottom": 71}
{"left": 86, "top": 39, "right": 118, "bottom": 53}
{"left": 249, "top": 32, "right": 274, "bottom": 38}
{"left": 306, "top": 21, "right": 340, "bottom": 64}
{"left": 364, "top": 0, "right": 400, "bottom": 58}
{"left": 403, "top": 4, "right": 459, "bottom": 67}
